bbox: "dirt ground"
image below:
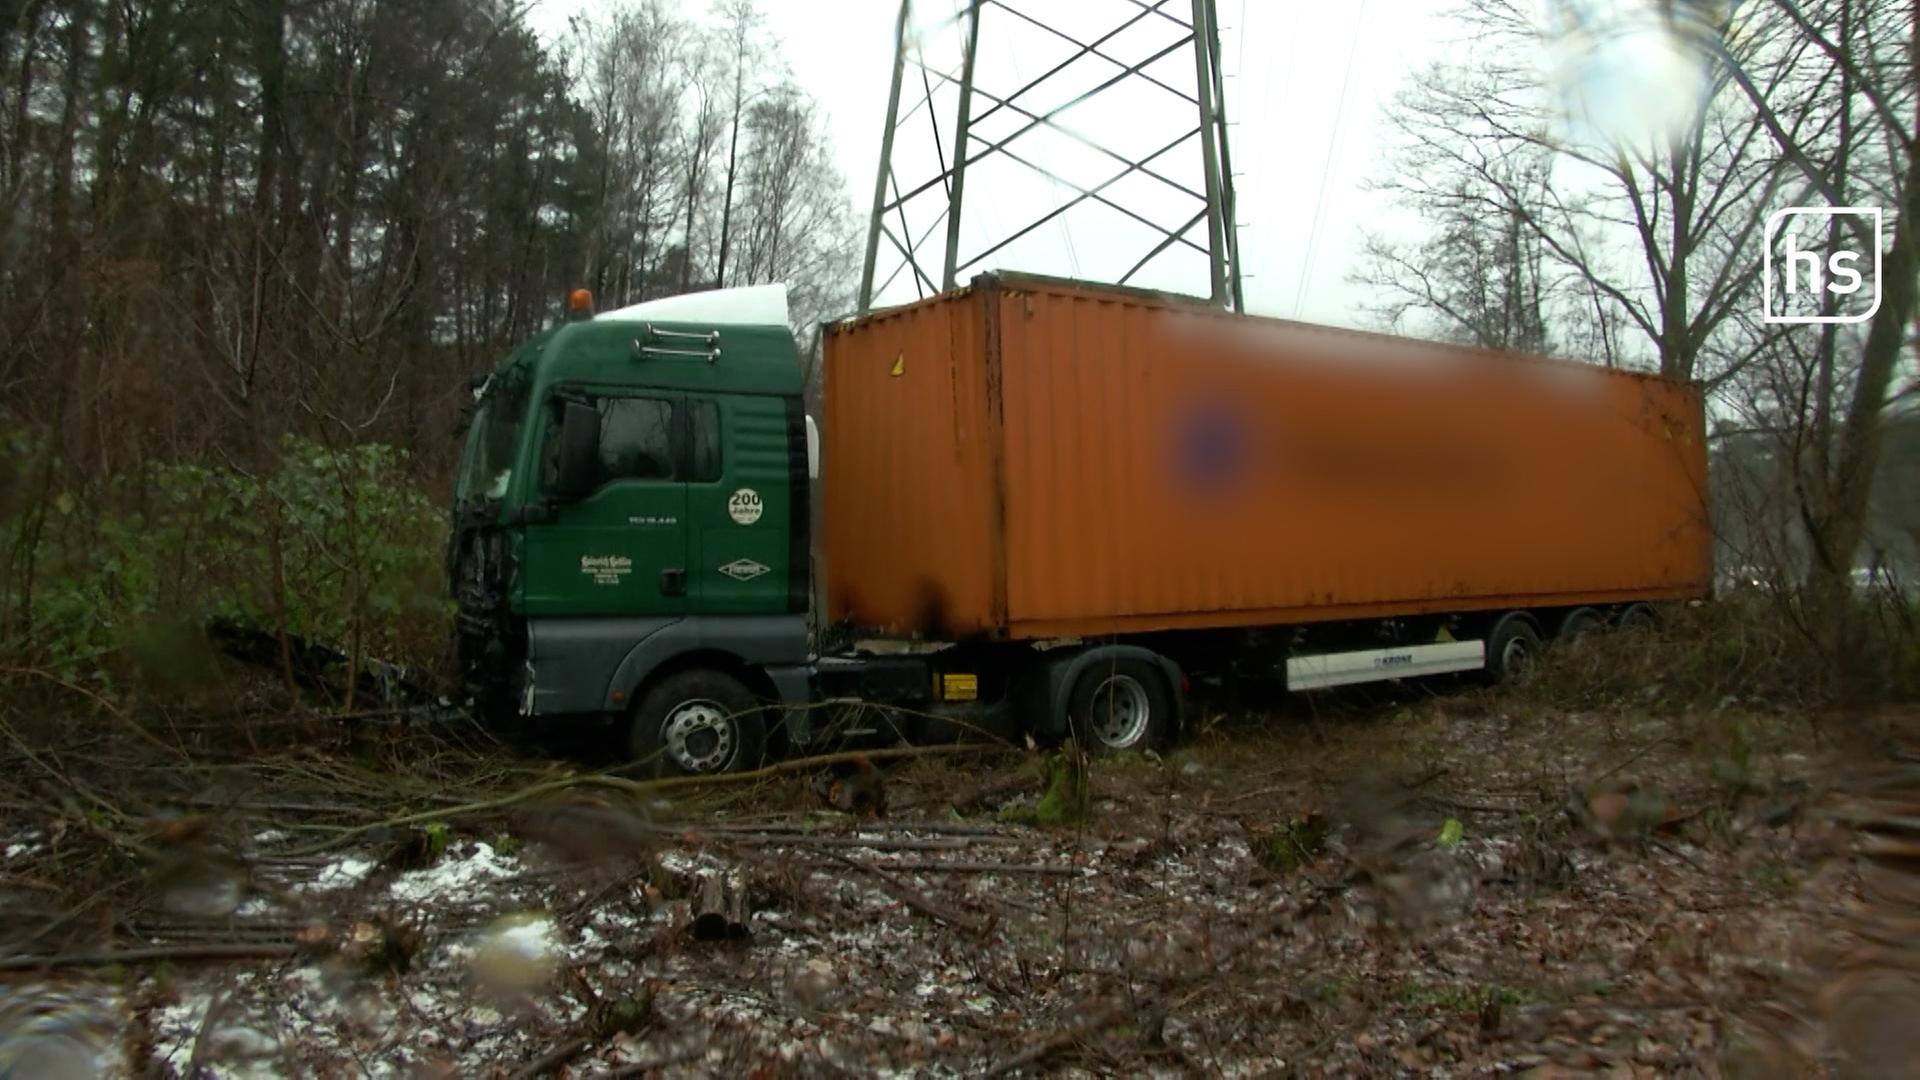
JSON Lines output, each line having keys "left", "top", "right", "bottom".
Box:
{"left": 0, "top": 680, "right": 1914, "bottom": 1077}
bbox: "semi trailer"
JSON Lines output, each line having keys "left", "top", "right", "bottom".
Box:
{"left": 450, "top": 273, "right": 1711, "bottom": 776}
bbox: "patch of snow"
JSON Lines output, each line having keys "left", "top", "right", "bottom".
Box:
{"left": 303, "top": 855, "right": 376, "bottom": 892}
{"left": 390, "top": 841, "right": 519, "bottom": 904}
{"left": 657, "top": 849, "right": 727, "bottom": 876}
{"left": 149, "top": 993, "right": 211, "bottom": 1071}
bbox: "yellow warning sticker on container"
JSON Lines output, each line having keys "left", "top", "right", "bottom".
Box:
{"left": 890, "top": 353, "right": 905, "bottom": 377}
{"left": 941, "top": 673, "right": 978, "bottom": 702}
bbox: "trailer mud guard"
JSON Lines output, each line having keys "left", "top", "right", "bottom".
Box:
{"left": 1018, "top": 644, "right": 1185, "bottom": 741}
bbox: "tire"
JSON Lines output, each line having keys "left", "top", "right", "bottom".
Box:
{"left": 627, "top": 670, "right": 764, "bottom": 777}
{"left": 1482, "top": 613, "right": 1543, "bottom": 684}
{"left": 1617, "top": 603, "right": 1656, "bottom": 631}
{"left": 1067, "top": 659, "right": 1173, "bottom": 754}
{"left": 1555, "top": 607, "right": 1604, "bottom": 642}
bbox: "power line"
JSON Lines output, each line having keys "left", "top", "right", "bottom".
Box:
{"left": 1004, "top": 20, "right": 1081, "bottom": 277}
{"left": 1292, "top": 0, "right": 1367, "bottom": 318}
{"left": 1254, "top": 0, "right": 1298, "bottom": 313}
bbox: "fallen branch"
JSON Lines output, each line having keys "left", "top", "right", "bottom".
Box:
{"left": 862, "top": 859, "right": 1079, "bottom": 876}
{"left": 0, "top": 942, "right": 299, "bottom": 972}
{"left": 1649, "top": 836, "right": 1710, "bottom": 874}
{"left": 822, "top": 851, "right": 992, "bottom": 936}
{"left": 1592, "top": 737, "right": 1682, "bottom": 785}
{"left": 1222, "top": 784, "right": 1294, "bottom": 806}
{"left": 589, "top": 1047, "right": 707, "bottom": 1078}
{"left": 1419, "top": 794, "right": 1531, "bottom": 815}
{"left": 0, "top": 665, "right": 184, "bottom": 758}
{"left": 986, "top": 1001, "right": 1130, "bottom": 1076}
{"left": 713, "top": 833, "right": 989, "bottom": 852}
{"left": 279, "top": 743, "right": 1020, "bottom": 858}
{"left": 945, "top": 774, "right": 1036, "bottom": 815}
{"left": 635, "top": 743, "right": 1018, "bottom": 792}
{"left": 510, "top": 1035, "right": 592, "bottom": 1080}
{"left": 700, "top": 818, "right": 1016, "bottom": 837}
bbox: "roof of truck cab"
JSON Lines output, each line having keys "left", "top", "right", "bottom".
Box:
{"left": 527, "top": 318, "right": 803, "bottom": 397}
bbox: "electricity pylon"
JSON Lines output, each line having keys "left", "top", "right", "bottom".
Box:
{"left": 856, "top": 0, "right": 1244, "bottom": 313}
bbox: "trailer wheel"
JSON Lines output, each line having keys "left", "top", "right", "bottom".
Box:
{"left": 1483, "top": 613, "right": 1542, "bottom": 684}
{"left": 1555, "top": 607, "right": 1604, "bottom": 642}
{"left": 628, "top": 670, "right": 764, "bottom": 777}
{"left": 1617, "top": 603, "right": 1656, "bottom": 631}
{"left": 1068, "top": 660, "right": 1172, "bottom": 754}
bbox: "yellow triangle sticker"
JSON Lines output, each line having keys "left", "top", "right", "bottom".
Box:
{"left": 890, "top": 353, "right": 905, "bottom": 377}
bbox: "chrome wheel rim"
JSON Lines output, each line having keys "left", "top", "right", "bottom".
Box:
{"left": 662, "top": 698, "right": 735, "bottom": 773}
{"left": 1502, "top": 636, "right": 1535, "bottom": 673}
{"left": 1088, "top": 674, "right": 1152, "bottom": 749}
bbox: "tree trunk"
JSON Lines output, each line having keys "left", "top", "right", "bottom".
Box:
{"left": 1802, "top": 5, "right": 1920, "bottom": 640}
{"left": 716, "top": 61, "right": 744, "bottom": 288}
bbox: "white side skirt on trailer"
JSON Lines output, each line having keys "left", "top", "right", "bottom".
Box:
{"left": 1285, "top": 640, "right": 1486, "bottom": 691}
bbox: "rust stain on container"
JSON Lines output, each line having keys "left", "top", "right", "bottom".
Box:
{"left": 823, "top": 274, "right": 1711, "bottom": 640}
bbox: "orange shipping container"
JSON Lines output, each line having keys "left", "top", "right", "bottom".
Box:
{"left": 822, "top": 274, "right": 1710, "bottom": 641}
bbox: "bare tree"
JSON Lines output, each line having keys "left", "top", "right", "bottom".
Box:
{"left": 572, "top": 1, "right": 686, "bottom": 305}
{"left": 1369, "top": 0, "right": 1830, "bottom": 385}
{"left": 713, "top": 0, "right": 765, "bottom": 290}
{"left": 1357, "top": 150, "right": 1559, "bottom": 353}
{"left": 1705, "top": 0, "right": 1918, "bottom": 616}
{"left": 732, "top": 87, "right": 860, "bottom": 334}
{"left": 678, "top": 37, "right": 727, "bottom": 292}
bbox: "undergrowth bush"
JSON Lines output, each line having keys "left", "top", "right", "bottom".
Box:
{"left": 1, "top": 436, "right": 450, "bottom": 694}
{"left": 1528, "top": 592, "right": 1919, "bottom": 711}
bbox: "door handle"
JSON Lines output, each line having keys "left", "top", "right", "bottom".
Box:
{"left": 658, "top": 568, "right": 687, "bottom": 597}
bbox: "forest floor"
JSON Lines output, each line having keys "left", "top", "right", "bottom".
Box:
{"left": 0, "top": 677, "right": 1915, "bottom": 1077}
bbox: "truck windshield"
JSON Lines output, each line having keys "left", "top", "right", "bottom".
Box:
{"left": 458, "top": 376, "right": 528, "bottom": 508}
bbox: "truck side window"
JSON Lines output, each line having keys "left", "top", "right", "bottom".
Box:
{"left": 596, "top": 397, "right": 677, "bottom": 481}
{"left": 541, "top": 394, "right": 678, "bottom": 493}
{"left": 689, "top": 400, "right": 721, "bottom": 483}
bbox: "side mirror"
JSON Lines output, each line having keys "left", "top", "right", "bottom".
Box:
{"left": 550, "top": 401, "right": 601, "bottom": 500}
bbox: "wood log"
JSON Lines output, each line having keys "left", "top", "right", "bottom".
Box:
{"left": 690, "top": 871, "right": 750, "bottom": 941}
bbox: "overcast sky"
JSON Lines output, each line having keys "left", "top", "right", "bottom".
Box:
{"left": 531, "top": 0, "right": 1456, "bottom": 329}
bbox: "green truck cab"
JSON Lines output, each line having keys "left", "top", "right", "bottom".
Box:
{"left": 450, "top": 287, "right": 818, "bottom": 774}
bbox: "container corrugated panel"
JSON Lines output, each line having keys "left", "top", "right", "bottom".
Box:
{"left": 821, "top": 291, "right": 1000, "bottom": 636}
{"left": 824, "top": 274, "right": 1710, "bottom": 640}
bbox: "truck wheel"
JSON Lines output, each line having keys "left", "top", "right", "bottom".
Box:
{"left": 1617, "top": 603, "right": 1656, "bottom": 631}
{"left": 1555, "top": 607, "right": 1604, "bottom": 642}
{"left": 628, "top": 670, "right": 764, "bottom": 777}
{"left": 1068, "top": 660, "right": 1172, "bottom": 754}
{"left": 1483, "top": 613, "right": 1542, "bottom": 684}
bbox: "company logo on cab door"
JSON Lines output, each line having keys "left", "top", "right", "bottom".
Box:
{"left": 719, "top": 558, "right": 770, "bottom": 581}
{"left": 580, "top": 554, "right": 632, "bottom": 585}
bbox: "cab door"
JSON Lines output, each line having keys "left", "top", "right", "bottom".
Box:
{"left": 519, "top": 391, "right": 690, "bottom": 618}
{"left": 684, "top": 393, "right": 797, "bottom": 614}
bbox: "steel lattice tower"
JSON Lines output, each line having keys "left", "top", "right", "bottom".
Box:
{"left": 856, "top": 0, "right": 1244, "bottom": 313}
